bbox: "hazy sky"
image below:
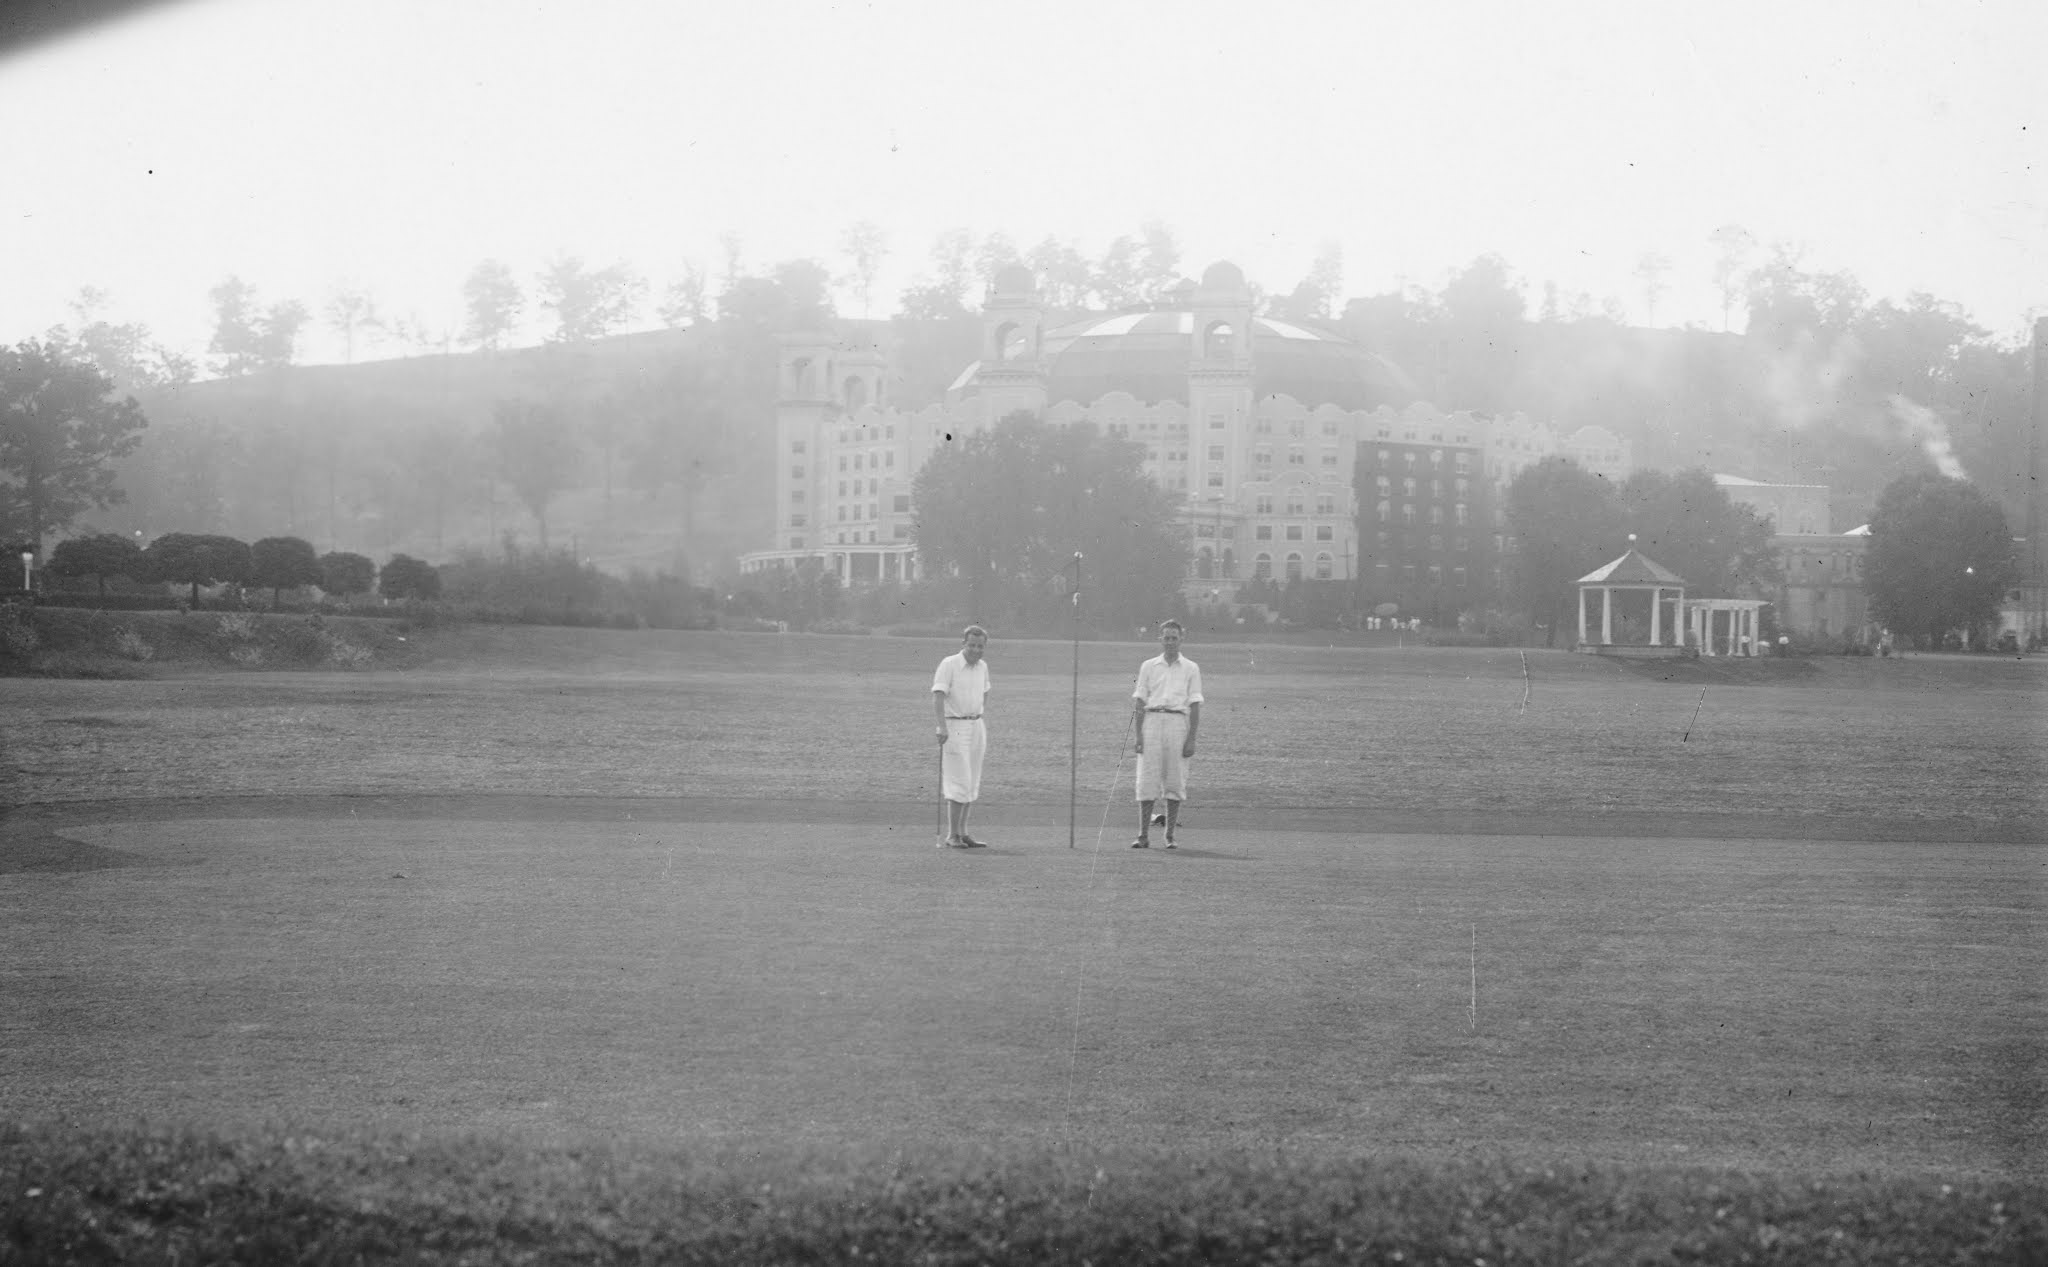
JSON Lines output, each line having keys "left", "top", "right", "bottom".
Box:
{"left": 2, "top": 0, "right": 2042, "bottom": 369}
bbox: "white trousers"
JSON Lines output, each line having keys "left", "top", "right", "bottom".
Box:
{"left": 942, "top": 717, "right": 986, "bottom": 803}
{"left": 1135, "top": 711, "right": 1190, "bottom": 802}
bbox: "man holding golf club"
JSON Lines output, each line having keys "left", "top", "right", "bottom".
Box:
{"left": 1130, "top": 619, "right": 1201, "bottom": 849}
{"left": 932, "top": 625, "right": 991, "bottom": 849}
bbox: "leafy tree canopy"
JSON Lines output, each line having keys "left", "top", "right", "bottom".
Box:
{"left": 1865, "top": 472, "right": 2016, "bottom": 648}
{"left": 249, "top": 535, "right": 323, "bottom": 605}
{"left": 207, "top": 276, "right": 308, "bottom": 376}
{"left": 144, "top": 532, "right": 251, "bottom": 604}
{"left": 319, "top": 551, "right": 376, "bottom": 598}
{"left": 1503, "top": 457, "right": 1625, "bottom": 646}
{"left": 48, "top": 532, "right": 146, "bottom": 597}
{"left": 379, "top": 553, "right": 441, "bottom": 601}
{"left": 1613, "top": 468, "right": 1780, "bottom": 598}
{"left": 538, "top": 256, "right": 645, "bottom": 343}
{"left": 911, "top": 411, "right": 1186, "bottom": 633}
{"left": 0, "top": 339, "right": 150, "bottom": 552}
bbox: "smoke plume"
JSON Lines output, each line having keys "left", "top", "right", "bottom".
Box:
{"left": 1887, "top": 395, "right": 1968, "bottom": 480}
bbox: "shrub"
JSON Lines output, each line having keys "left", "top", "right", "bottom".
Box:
{"left": 0, "top": 608, "right": 40, "bottom": 662}
{"left": 324, "top": 636, "right": 374, "bottom": 669}
{"left": 812, "top": 619, "right": 871, "bottom": 635}
{"left": 269, "top": 620, "right": 331, "bottom": 666}
{"left": 216, "top": 612, "right": 259, "bottom": 641}
{"left": 111, "top": 628, "right": 154, "bottom": 661}
{"left": 228, "top": 645, "right": 263, "bottom": 667}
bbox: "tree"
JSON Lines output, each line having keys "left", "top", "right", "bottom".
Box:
{"left": 319, "top": 550, "right": 376, "bottom": 599}
{"left": 1273, "top": 241, "right": 1344, "bottom": 324}
{"left": 379, "top": 553, "right": 441, "bottom": 601}
{"left": 927, "top": 228, "right": 974, "bottom": 305}
{"left": 537, "top": 256, "right": 646, "bottom": 342}
{"left": 1503, "top": 457, "right": 1624, "bottom": 646}
{"left": 1633, "top": 251, "right": 1672, "bottom": 326}
{"left": 462, "top": 260, "right": 525, "bottom": 350}
{"left": 207, "top": 277, "right": 308, "bottom": 375}
{"left": 911, "top": 411, "right": 1185, "bottom": 631}
{"left": 837, "top": 221, "right": 889, "bottom": 317}
{"left": 0, "top": 339, "right": 150, "bottom": 554}
{"left": 1135, "top": 219, "right": 1182, "bottom": 302}
{"left": 656, "top": 261, "right": 707, "bottom": 329}
{"left": 144, "top": 532, "right": 251, "bottom": 605}
{"left": 46, "top": 287, "right": 192, "bottom": 392}
{"left": 1436, "top": 255, "right": 1527, "bottom": 411}
{"left": 325, "top": 286, "right": 379, "bottom": 363}
{"left": 1026, "top": 236, "right": 1093, "bottom": 310}
{"left": 1708, "top": 224, "right": 1755, "bottom": 332}
{"left": 249, "top": 535, "right": 323, "bottom": 608}
{"left": 48, "top": 532, "right": 145, "bottom": 598}
{"left": 1865, "top": 472, "right": 2017, "bottom": 649}
{"left": 493, "top": 398, "right": 578, "bottom": 549}
{"left": 1613, "top": 468, "right": 1779, "bottom": 598}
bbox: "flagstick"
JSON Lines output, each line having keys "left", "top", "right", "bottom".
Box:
{"left": 1069, "top": 552, "right": 1082, "bottom": 850}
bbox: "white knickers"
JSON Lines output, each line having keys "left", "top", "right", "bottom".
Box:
{"left": 941, "top": 717, "right": 986, "bottom": 803}
{"left": 1134, "top": 711, "right": 1190, "bottom": 802}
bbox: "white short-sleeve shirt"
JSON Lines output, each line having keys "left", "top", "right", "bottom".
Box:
{"left": 932, "top": 652, "right": 990, "bottom": 717}
{"left": 1132, "top": 654, "right": 1203, "bottom": 710}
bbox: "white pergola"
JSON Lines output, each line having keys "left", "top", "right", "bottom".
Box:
{"left": 1683, "top": 598, "right": 1767, "bottom": 656}
{"left": 1575, "top": 542, "right": 1687, "bottom": 649}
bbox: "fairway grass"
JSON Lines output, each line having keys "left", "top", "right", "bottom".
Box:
{"left": 2, "top": 630, "right": 2043, "bottom": 1256}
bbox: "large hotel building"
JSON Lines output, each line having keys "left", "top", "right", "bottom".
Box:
{"left": 741, "top": 261, "right": 1629, "bottom": 617}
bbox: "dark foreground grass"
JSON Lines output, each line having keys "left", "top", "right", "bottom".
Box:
{"left": 5, "top": 1125, "right": 2042, "bottom": 1265}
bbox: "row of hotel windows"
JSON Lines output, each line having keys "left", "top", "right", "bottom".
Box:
{"left": 1374, "top": 476, "right": 1470, "bottom": 498}
{"left": 1377, "top": 503, "right": 1471, "bottom": 525}
{"left": 1366, "top": 449, "right": 1474, "bottom": 471}
{"left": 1233, "top": 555, "right": 1472, "bottom": 585}
{"left": 782, "top": 523, "right": 914, "bottom": 548}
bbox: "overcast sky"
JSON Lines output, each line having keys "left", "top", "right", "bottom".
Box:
{"left": 2, "top": 0, "right": 2041, "bottom": 369}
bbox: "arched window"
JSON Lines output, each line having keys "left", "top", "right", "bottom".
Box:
{"left": 1376, "top": 500, "right": 1391, "bottom": 523}
{"left": 1196, "top": 547, "right": 1214, "bottom": 580}
{"left": 996, "top": 322, "right": 1029, "bottom": 361}
{"left": 844, "top": 376, "right": 868, "bottom": 410}
{"left": 1285, "top": 553, "right": 1304, "bottom": 582}
{"left": 1204, "top": 321, "right": 1234, "bottom": 359}
{"left": 1253, "top": 552, "right": 1272, "bottom": 580}
{"left": 1315, "top": 553, "right": 1334, "bottom": 580}
{"left": 1221, "top": 547, "right": 1235, "bottom": 576}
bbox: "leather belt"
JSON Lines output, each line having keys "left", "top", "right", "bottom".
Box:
{"left": 946, "top": 714, "right": 982, "bottom": 720}
{"left": 1145, "top": 707, "right": 1185, "bottom": 714}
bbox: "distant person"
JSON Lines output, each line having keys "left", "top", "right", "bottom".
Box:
{"left": 1130, "top": 619, "right": 1202, "bottom": 849}
{"left": 932, "top": 625, "right": 991, "bottom": 848}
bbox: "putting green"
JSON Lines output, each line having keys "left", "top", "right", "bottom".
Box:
{"left": 4, "top": 806, "right": 2039, "bottom": 1180}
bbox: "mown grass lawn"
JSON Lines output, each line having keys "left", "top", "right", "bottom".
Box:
{"left": 0, "top": 627, "right": 2041, "bottom": 1260}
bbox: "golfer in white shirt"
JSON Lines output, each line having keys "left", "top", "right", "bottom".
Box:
{"left": 1129, "top": 620, "right": 1201, "bottom": 848}
{"left": 932, "top": 625, "right": 991, "bottom": 848}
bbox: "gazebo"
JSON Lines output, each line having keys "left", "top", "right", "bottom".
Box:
{"left": 1575, "top": 539, "right": 1687, "bottom": 655}
{"left": 1683, "top": 598, "right": 1768, "bottom": 657}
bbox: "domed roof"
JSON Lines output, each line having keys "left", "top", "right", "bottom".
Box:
{"left": 1001, "top": 310, "right": 1411, "bottom": 410}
